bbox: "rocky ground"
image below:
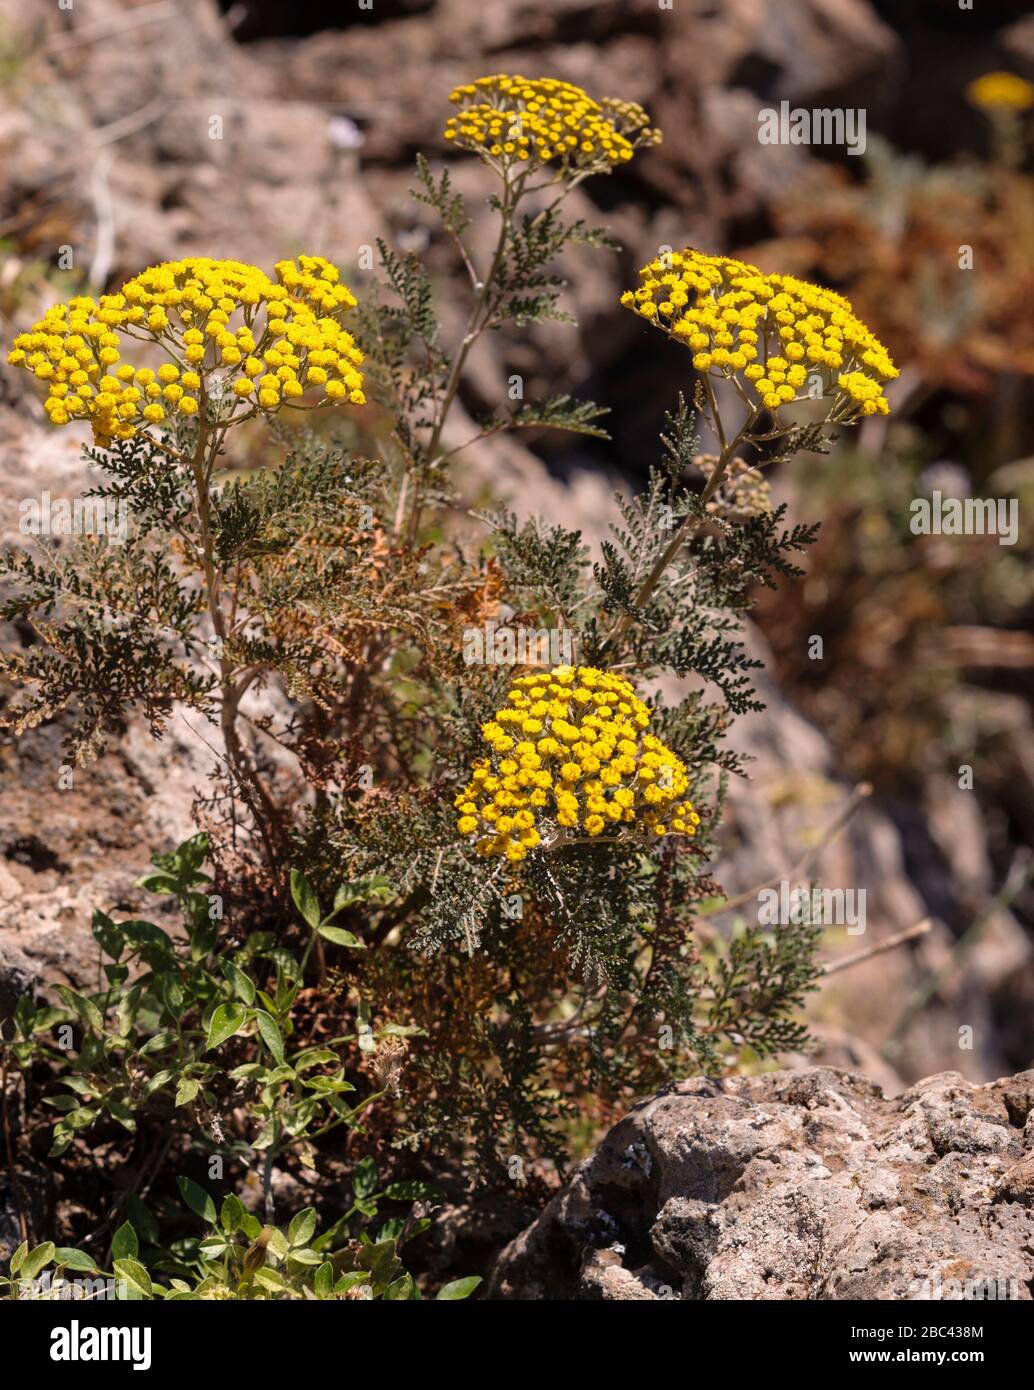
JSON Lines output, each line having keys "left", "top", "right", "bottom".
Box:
{"left": 490, "top": 1066, "right": 1034, "bottom": 1300}
{"left": 1, "top": 0, "right": 1032, "bottom": 1105}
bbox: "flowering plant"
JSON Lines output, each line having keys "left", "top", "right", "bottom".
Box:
{"left": 966, "top": 71, "right": 1034, "bottom": 112}
{"left": 2, "top": 74, "right": 890, "bottom": 1197}
{"left": 444, "top": 74, "right": 660, "bottom": 180}
{"left": 456, "top": 666, "right": 698, "bottom": 860}
{"left": 622, "top": 248, "right": 897, "bottom": 421}
{"left": 8, "top": 255, "right": 365, "bottom": 444}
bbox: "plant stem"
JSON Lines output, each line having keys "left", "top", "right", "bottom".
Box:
{"left": 822, "top": 918, "right": 932, "bottom": 977}
{"left": 604, "top": 404, "right": 758, "bottom": 652}
{"left": 189, "top": 410, "right": 283, "bottom": 887}
{"left": 414, "top": 172, "right": 520, "bottom": 541}
{"left": 262, "top": 1137, "right": 277, "bottom": 1223}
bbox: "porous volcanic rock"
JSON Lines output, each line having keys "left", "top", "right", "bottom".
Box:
{"left": 489, "top": 1067, "right": 1034, "bottom": 1300}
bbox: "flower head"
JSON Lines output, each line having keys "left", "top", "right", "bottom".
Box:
{"left": 966, "top": 71, "right": 1034, "bottom": 112}
{"left": 455, "top": 665, "right": 699, "bottom": 862}
{"left": 444, "top": 75, "right": 660, "bottom": 178}
{"left": 621, "top": 248, "right": 898, "bottom": 419}
{"left": 7, "top": 255, "right": 364, "bottom": 447}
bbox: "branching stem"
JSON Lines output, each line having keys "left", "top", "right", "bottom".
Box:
{"left": 604, "top": 401, "right": 760, "bottom": 652}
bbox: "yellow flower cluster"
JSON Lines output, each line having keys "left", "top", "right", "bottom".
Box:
{"left": 620, "top": 249, "right": 898, "bottom": 419}
{"left": 444, "top": 75, "right": 660, "bottom": 176}
{"left": 455, "top": 666, "right": 699, "bottom": 862}
{"left": 7, "top": 255, "right": 364, "bottom": 447}
{"left": 966, "top": 71, "right": 1034, "bottom": 112}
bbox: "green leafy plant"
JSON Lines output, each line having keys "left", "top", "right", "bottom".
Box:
{"left": 2, "top": 1185, "right": 478, "bottom": 1300}
{"left": 5, "top": 835, "right": 419, "bottom": 1225}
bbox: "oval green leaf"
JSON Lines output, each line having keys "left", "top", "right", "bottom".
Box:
{"left": 205, "top": 1002, "right": 247, "bottom": 1052}
{"left": 436, "top": 1275, "right": 482, "bottom": 1300}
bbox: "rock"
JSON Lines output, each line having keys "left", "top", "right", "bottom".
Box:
{"left": 1003, "top": 13, "right": 1034, "bottom": 64}
{"left": 717, "top": 0, "right": 899, "bottom": 102}
{"left": 488, "top": 1067, "right": 1034, "bottom": 1300}
{"left": 0, "top": 935, "right": 38, "bottom": 1022}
